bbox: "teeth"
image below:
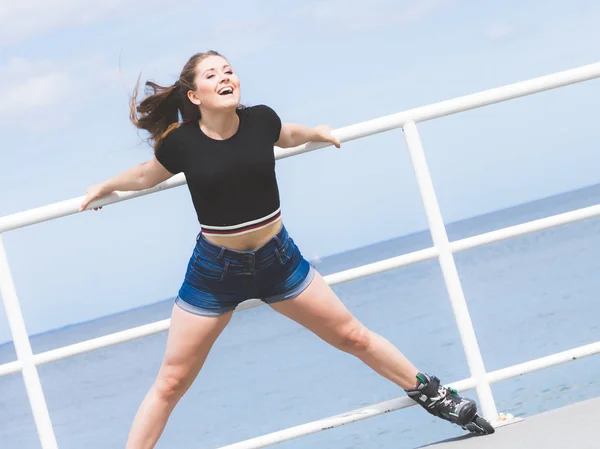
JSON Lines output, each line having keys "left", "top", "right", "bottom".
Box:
{"left": 219, "top": 87, "right": 233, "bottom": 95}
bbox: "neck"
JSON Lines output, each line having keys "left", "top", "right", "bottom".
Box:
{"left": 199, "top": 108, "right": 239, "bottom": 140}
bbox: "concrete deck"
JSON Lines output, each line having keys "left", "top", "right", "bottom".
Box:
{"left": 422, "top": 397, "right": 599, "bottom": 449}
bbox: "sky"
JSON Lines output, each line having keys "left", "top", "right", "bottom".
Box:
{"left": 1, "top": 0, "right": 600, "bottom": 344}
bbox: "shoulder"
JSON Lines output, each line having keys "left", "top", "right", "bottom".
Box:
{"left": 243, "top": 104, "right": 280, "bottom": 119}
{"left": 155, "top": 124, "right": 195, "bottom": 174}
{"left": 165, "top": 121, "right": 196, "bottom": 142}
{"left": 156, "top": 122, "right": 198, "bottom": 156}
{"left": 243, "top": 104, "right": 281, "bottom": 129}
{"left": 158, "top": 122, "right": 196, "bottom": 149}
{"left": 243, "top": 105, "right": 281, "bottom": 143}
{"left": 251, "top": 104, "right": 277, "bottom": 113}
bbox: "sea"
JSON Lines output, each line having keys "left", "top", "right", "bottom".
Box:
{"left": 1, "top": 183, "right": 599, "bottom": 449}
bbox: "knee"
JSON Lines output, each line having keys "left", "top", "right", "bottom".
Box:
{"left": 153, "top": 372, "right": 190, "bottom": 403}
{"left": 337, "top": 324, "right": 372, "bottom": 353}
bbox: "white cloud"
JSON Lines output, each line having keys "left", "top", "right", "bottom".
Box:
{"left": 0, "top": 55, "right": 125, "bottom": 131}
{"left": 485, "top": 24, "right": 519, "bottom": 41}
{"left": 3, "top": 73, "right": 71, "bottom": 111}
{"left": 0, "top": 0, "right": 174, "bottom": 48}
{"left": 0, "top": 59, "right": 71, "bottom": 114}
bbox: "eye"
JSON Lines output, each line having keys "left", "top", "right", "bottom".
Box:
{"left": 225, "top": 70, "right": 233, "bottom": 75}
{"left": 206, "top": 74, "right": 215, "bottom": 79}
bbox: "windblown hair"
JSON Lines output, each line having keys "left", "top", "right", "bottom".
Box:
{"left": 129, "top": 50, "right": 221, "bottom": 150}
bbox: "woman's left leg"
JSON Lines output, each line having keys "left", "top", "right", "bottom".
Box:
{"left": 268, "top": 271, "right": 419, "bottom": 390}
{"left": 264, "top": 229, "right": 479, "bottom": 427}
{"left": 269, "top": 270, "right": 480, "bottom": 427}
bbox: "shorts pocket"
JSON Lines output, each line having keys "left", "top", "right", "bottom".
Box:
{"left": 276, "top": 238, "right": 296, "bottom": 266}
{"left": 191, "top": 254, "right": 228, "bottom": 281}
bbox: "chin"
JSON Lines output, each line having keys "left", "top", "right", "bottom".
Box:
{"left": 220, "top": 99, "right": 240, "bottom": 109}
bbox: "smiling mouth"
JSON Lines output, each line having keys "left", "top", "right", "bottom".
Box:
{"left": 218, "top": 87, "right": 234, "bottom": 95}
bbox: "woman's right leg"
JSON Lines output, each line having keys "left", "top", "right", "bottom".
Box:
{"left": 125, "top": 304, "right": 232, "bottom": 449}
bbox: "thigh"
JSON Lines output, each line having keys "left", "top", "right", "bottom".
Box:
{"left": 268, "top": 271, "right": 359, "bottom": 344}
{"left": 157, "top": 304, "right": 232, "bottom": 387}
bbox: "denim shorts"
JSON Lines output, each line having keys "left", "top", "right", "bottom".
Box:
{"left": 176, "top": 225, "right": 315, "bottom": 316}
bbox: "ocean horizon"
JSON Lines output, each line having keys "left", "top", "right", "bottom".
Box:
{"left": 1, "top": 182, "right": 599, "bottom": 448}
{"left": 2, "top": 181, "right": 599, "bottom": 350}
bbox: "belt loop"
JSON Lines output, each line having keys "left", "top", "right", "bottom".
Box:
{"left": 219, "top": 247, "right": 226, "bottom": 261}
{"left": 280, "top": 227, "right": 288, "bottom": 246}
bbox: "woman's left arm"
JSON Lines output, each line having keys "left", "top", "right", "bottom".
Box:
{"left": 276, "top": 123, "right": 341, "bottom": 149}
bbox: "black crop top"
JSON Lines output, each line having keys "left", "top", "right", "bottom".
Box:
{"left": 155, "top": 105, "right": 282, "bottom": 236}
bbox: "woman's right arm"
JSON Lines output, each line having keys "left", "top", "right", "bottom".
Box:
{"left": 79, "top": 157, "right": 174, "bottom": 211}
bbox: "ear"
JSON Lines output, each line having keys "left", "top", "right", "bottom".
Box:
{"left": 187, "top": 89, "right": 201, "bottom": 106}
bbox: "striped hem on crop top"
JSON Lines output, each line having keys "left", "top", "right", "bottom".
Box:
{"left": 200, "top": 208, "right": 282, "bottom": 236}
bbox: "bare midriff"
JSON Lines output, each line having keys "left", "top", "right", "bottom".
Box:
{"left": 202, "top": 218, "right": 283, "bottom": 251}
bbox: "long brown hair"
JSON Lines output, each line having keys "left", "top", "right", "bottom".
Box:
{"left": 129, "top": 50, "right": 221, "bottom": 149}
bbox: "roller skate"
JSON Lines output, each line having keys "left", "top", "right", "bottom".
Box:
{"left": 406, "top": 372, "right": 495, "bottom": 435}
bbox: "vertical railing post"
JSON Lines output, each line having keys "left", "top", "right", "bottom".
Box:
{"left": 0, "top": 235, "right": 59, "bottom": 449}
{"left": 401, "top": 121, "right": 498, "bottom": 422}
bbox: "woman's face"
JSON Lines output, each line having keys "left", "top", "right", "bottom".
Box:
{"left": 189, "top": 55, "right": 241, "bottom": 111}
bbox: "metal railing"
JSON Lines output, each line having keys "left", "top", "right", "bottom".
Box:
{"left": 1, "top": 62, "right": 600, "bottom": 449}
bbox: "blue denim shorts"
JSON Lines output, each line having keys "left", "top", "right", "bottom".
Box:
{"left": 176, "top": 225, "right": 315, "bottom": 316}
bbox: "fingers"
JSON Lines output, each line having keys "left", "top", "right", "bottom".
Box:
{"left": 79, "top": 198, "right": 90, "bottom": 212}
{"left": 79, "top": 196, "right": 103, "bottom": 212}
{"left": 328, "top": 133, "right": 341, "bottom": 148}
{"left": 319, "top": 125, "right": 340, "bottom": 148}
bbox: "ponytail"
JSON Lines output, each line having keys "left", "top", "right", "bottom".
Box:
{"left": 129, "top": 78, "right": 197, "bottom": 150}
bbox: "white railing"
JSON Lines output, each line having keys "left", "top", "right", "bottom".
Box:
{"left": 1, "top": 62, "right": 600, "bottom": 449}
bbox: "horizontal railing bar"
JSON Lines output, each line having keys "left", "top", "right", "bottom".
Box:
{"left": 0, "top": 248, "right": 439, "bottom": 372}
{"left": 0, "top": 175, "right": 187, "bottom": 234}
{"left": 0, "top": 359, "right": 22, "bottom": 376}
{"left": 274, "top": 62, "right": 600, "bottom": 161}
{"left": 31, "top": 319, "right": 171, "bottom": 367}
{"left": 396, "top": 62, "right": 600, "bottom": 124}
{"left": 324, "top": 247, "right": 439, "bottom": 285}
{"left": 2, "top": 63, "right": 599, "bottom": 234}
{"left": 214, "top": 340, "right": 600, "bottom": 449}
{"left": 216, "top": 378, "right": 477, "bottom": 449}
{"left": 450, "top": 204, "right": 600, "bottom": 253}
{"left": 486, "top": 341, "right": 600, "bottom": 384}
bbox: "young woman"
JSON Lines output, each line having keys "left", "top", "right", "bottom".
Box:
{"left": 80, "top": 51, "right": 484, "bottom": 449}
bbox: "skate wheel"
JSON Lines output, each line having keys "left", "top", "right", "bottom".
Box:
{"left": 474, "top": 415, "right": 495, "bottom": 434}
{"left": 463, "top": 415, "right": 495, "bottom": 435}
